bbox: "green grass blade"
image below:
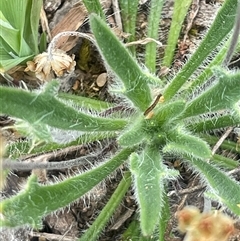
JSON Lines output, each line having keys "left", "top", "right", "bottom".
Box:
{"left": 82, "top": 0, "right": 105, "bottom": 20}
{"left": 145, "top": 0, "right": 164, "bottom": 72}
{"left": 79, "top": 171, "right": 132, "bottom": 241}
{"left": 163, "top": 0, "right": 238, "bottom": 101}
{"left": 119, "top": 0, "right": 139, "bottom": 55}
{"left": 23, "top": 0, "right": 42, "bottom": 53}
{"left": 89, "top": 14, "right": 152, "bottom": 111}
{"left": 39, "top": 32, "right": 47, "bottom": 53}
{"left": 162, "top": 0, "right": 192, "bottom": 68}
{"left": 211, "top": 154, "right": 238, "bottom": 170}
{"left": 58, "top": 92, "right": 112, "bottom": 111}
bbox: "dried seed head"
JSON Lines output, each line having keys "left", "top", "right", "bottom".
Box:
{"left": 177, "top": 207, "right": 235, "bottom": 241}
{"left": 25, "top": 49, "right": 76, "bottom": 81}
{"left": 176, "top": 206, "right": 200, "bottom": 232}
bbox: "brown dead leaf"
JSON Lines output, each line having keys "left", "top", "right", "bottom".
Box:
{"left": 40, "top": 6, "right": 52, "bottom": 40}
{"left": 51, "top": 2, "right": 88, "bottom": 51}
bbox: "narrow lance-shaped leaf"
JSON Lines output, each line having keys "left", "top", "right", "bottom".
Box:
{"left": 182, "top": 67, "right": 240, "bottom": 118}
{"left": 82, "top": 0, "right": 105, "bottom": 20}
{"left": 162, "top": 0, "right": 192, "bottom": 67}
{"left": 130, "top": 146, "right": 165, "bottom": 236}
{"left": 187, "top": 156, "right": 240, "bottom": 215}
{"left": 0, "top": 81, "right": 127, "bottom": 132}
{"left": 58, "top": 92, "right": 112, "bottom": 111}
{"left": 119, "top": 0, "right": 139, "bottom": 55}
{"left": 200, "top": 133, "right": 240, "bottom": 155}
{"left": 145, "top": 0, "right": 164, "bottom": 72}
{"left": 7, "top": 132, "right": 117, "bottom": 158}
{"left": 186, "top": 38, "right": 231, "bottom": 94}
{"left": 153, "top": 100, "right": 186, "bottom": 126}
{"left": 163, "top": 0, "right": 238, "bottom": 100}
{"left": 163, "top": 125, "right": 211, "bottom": 160}
{"left": 188, "top": 113, "right": 240, "bottom": 133}
{"left": 118, "top": 115, "right": 146, "bottom": 147}
{"left": 23, "top": 0, "right": 42, "bottom": 54}
{"left": 0, "top": 148, "right": 134, "bottom": 228}
{"left": 89, "top": 14, "right": 152, "bottom": 111}
{"left": 210, "top": 154, "right": 238, "bottom": 170}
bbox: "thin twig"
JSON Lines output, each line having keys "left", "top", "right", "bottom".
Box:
{"left": 211, "top": 127, "right": 234, "bottom": 156}
{"left": 112, "top": 0, "right": 123, "bottom": 31}
{"left": 228, "top": 166, "right": 240, "bottom": 176}
{"left": 3, "top": 153, "right": 99, "bottom": 170}
{"left": 177, "top": 176, "right": 199, "bottom": 211}
{"left": 168, "top": 184, "right": 204, "bottom": 197}
{"left": 125, "top": 38, "right": 162, "bottom": 47}
{"left": 3, "top": 142, "right": 115, "bottom": 171}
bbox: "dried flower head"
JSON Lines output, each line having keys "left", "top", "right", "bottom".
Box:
{"left": 177, "top": 206, "right": 235, "bottom": 241}
{"left": 25, "top": 49, "right": 76, "bottom": 81}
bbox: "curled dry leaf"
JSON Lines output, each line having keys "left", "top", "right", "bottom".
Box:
{"left": 25, "top": 49, "right": 76, "bottom": 81}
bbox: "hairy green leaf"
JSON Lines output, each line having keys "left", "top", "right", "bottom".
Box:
{"left": 130, "top": 146, "right": 164, "bottom": 236}
{"left": 0, "top": 148, "right": 134, "bottom": 228}
{"left": 163, "top": 0, "right": 238, "bottom": 100}
{"left": 163, "top": 126, "right": 211, "bottom": 160}
{"left": 188, "top": 113, "right": 240, "bottom": 132}
{"left": 183, "top": 68, "right": 240, "bottom": 118}
{"left": 188, "top": 157, "right": 240, "bottom": 215}
{"left": 89, "top": 14, "right": 152, "bottom": 111}
{"left": 118, "top": 116, "right": 146, "bottom": 147}
{"left": 58, "top": 92, "right": 112, "bottom": 111}
{"left": 145, "top": 0, "right": 164, "bottom": 72}
{"left": 153, "top": 100, "right": 186, "bottom": 126}
{"left": 82, "top": 0, "right": 105, "bottom": 20}
{"left": 162, "top": 0, "right": 192, "bottom": 67}
{"left": 119, "top": 0, "right": 139, "bottom": 55}
{"left": 0, "top": 81, "right": 127, "bottom": 132}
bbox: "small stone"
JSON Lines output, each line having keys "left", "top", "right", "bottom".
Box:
{"left": 96, "top": 73, "right": 107, "bottom": 87}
